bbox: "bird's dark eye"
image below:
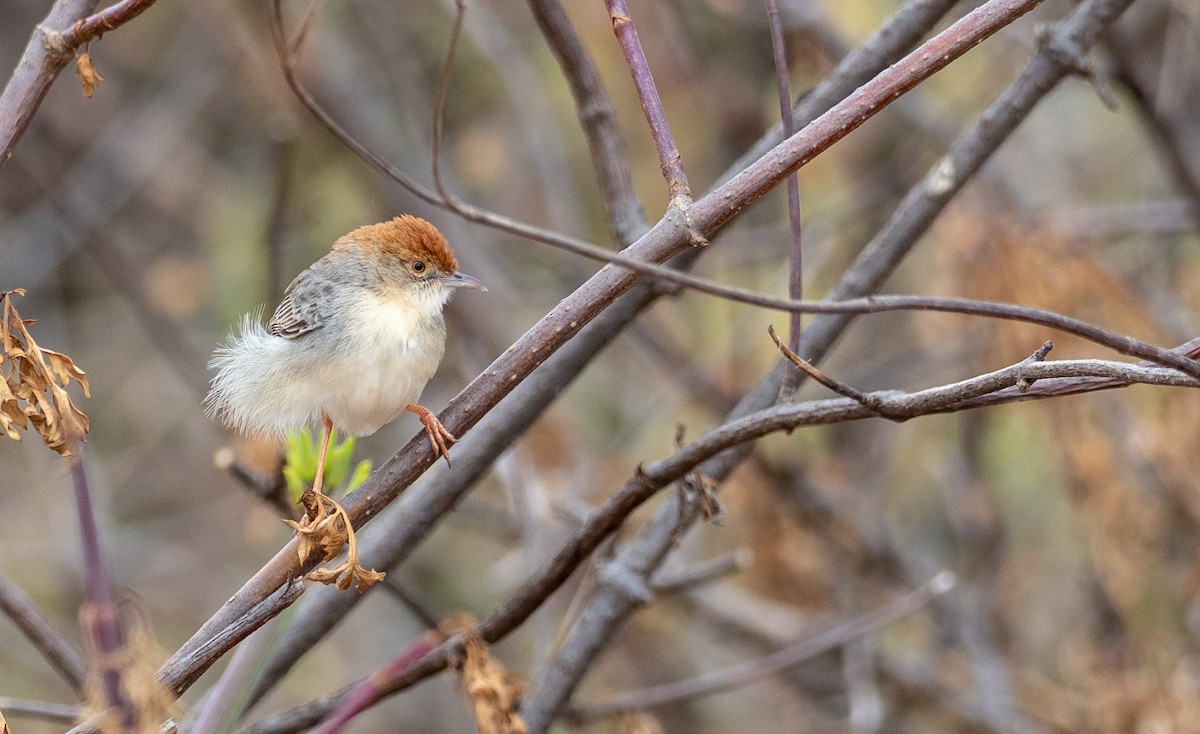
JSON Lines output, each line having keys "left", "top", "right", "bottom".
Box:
{"left": 410, "top": 261, "right": 427, "bottom": 274}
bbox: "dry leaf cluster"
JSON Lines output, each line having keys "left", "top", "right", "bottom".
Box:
{"left": 283, "top": 490, "right": 385, "bottom": 592}
{"left": 0, "top": 289, "right": 90, "bottom": 456}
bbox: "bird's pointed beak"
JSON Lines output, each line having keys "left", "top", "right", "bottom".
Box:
{"left": 442, "top": 270, "right": 487, "bottom": 292}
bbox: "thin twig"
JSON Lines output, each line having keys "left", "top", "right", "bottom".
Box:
{"left": 0, "top": 698, "right": 82, "bottom": 724}
{"left": 213, "top": 448, "right": 293, "bottom": 518}
{"left": 430, "top": 0, "right": 466, "bottom": 205}
{"left": 933, "top": 336, "right": 1200, "bottom": 411}
{"left": 604, "top": 0, "right": 691, "bottom": 204}
{"left": 769, "top": 324, "right": 904, "bottom": 419}
{"left": 288, "top": 0, "right": 329, "bottom": 57}
{"left": 764, "top": 0, "right": 805, "bottom": 400}
{"left": 0, "top": 574, "right": 88, "bottom": 691}
{"left": 569, "top": 573, "right": 955, "bottom": 719}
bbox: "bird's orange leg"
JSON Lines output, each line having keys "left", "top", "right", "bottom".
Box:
{"left": 406, "top": 404, "right": 456, "bottom": 465}
{"left": 312, "top": 413, "right": 334, "bottom": 495}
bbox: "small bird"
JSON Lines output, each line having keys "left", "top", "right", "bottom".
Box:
{"left": 206, "top": 215, "right": 485, "bottom": 495}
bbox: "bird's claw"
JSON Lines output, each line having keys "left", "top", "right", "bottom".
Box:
{"left": 409, "top": 404, "right": 456, "bottom": 466}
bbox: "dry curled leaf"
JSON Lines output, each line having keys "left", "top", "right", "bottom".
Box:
{"left": 461, "top": 628, "right": 527, "bottom": 734}
{"left": 1, "top": 289, "right": 90, "bottom": 456}
{"left": 282, "top": 491, "right": 385, "bottom": 592}
{"left": 75, "top": 51, "right": 103, "bottom": 98}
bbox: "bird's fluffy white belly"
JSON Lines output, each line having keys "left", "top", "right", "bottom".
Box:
{"left": 306, "top": 300, "right": 442, "bottom": 435}
{"left": 309, "top": 342, "right": 431, "bottom": 436}
{"left": 207, "top": 299, "right": 444, "bottom": 439}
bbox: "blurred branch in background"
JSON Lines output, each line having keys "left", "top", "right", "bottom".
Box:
{"left": 567, "top": 572, "right": 955, "bottom": 722}
{"left": 0, "top": 574, "right": 87, "bottom": 692}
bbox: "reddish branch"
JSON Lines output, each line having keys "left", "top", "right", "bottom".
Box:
{"left": 313, "top": 631, "right": 442, "bottom": 734}
{"left": 72, "top": 450, "right": 134, "bottom": 729}
{"left": 61, "top": 0, "right": 158, "bottom": 47}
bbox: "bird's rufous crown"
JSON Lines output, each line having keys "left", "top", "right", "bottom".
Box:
{"left": 336, "top": 215, "right": 458, "bottom": 273}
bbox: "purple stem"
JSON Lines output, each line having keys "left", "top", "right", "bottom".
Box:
{"left": 604, "top": 0, "right": 691, "bottom": 203}
{"left": 765, "top": 0, "right": 805, "bottom": 398}
{"left": 71, "top": 447, "right": 133, "bottom": 728}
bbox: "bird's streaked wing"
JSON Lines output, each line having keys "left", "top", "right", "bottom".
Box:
{"left": 267, "top": 269, "right": 335, "bottom": 339}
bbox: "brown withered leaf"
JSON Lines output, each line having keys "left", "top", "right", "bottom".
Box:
{"left": 0, "top": 290, "right": 89, "bottom": 456}
{"left": 43, "top": 347, "right": 90, "bottom": 397}
{"left": 284, "top": 490, "right": 346, "bottom": 564}
{"left": 307, "top": 561, "right": 385, "bottom": 592}
{"left": 1, "top": 377, "right": 28, "bottom": 440}
{"left": 461, "top": 629, "right": 527, "bottom": 734}
{"left": 282, "top": 491, "right": 385, "bottom": 592}
{"left": 75, "top": 51, "right": 103, "bottom": 98}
